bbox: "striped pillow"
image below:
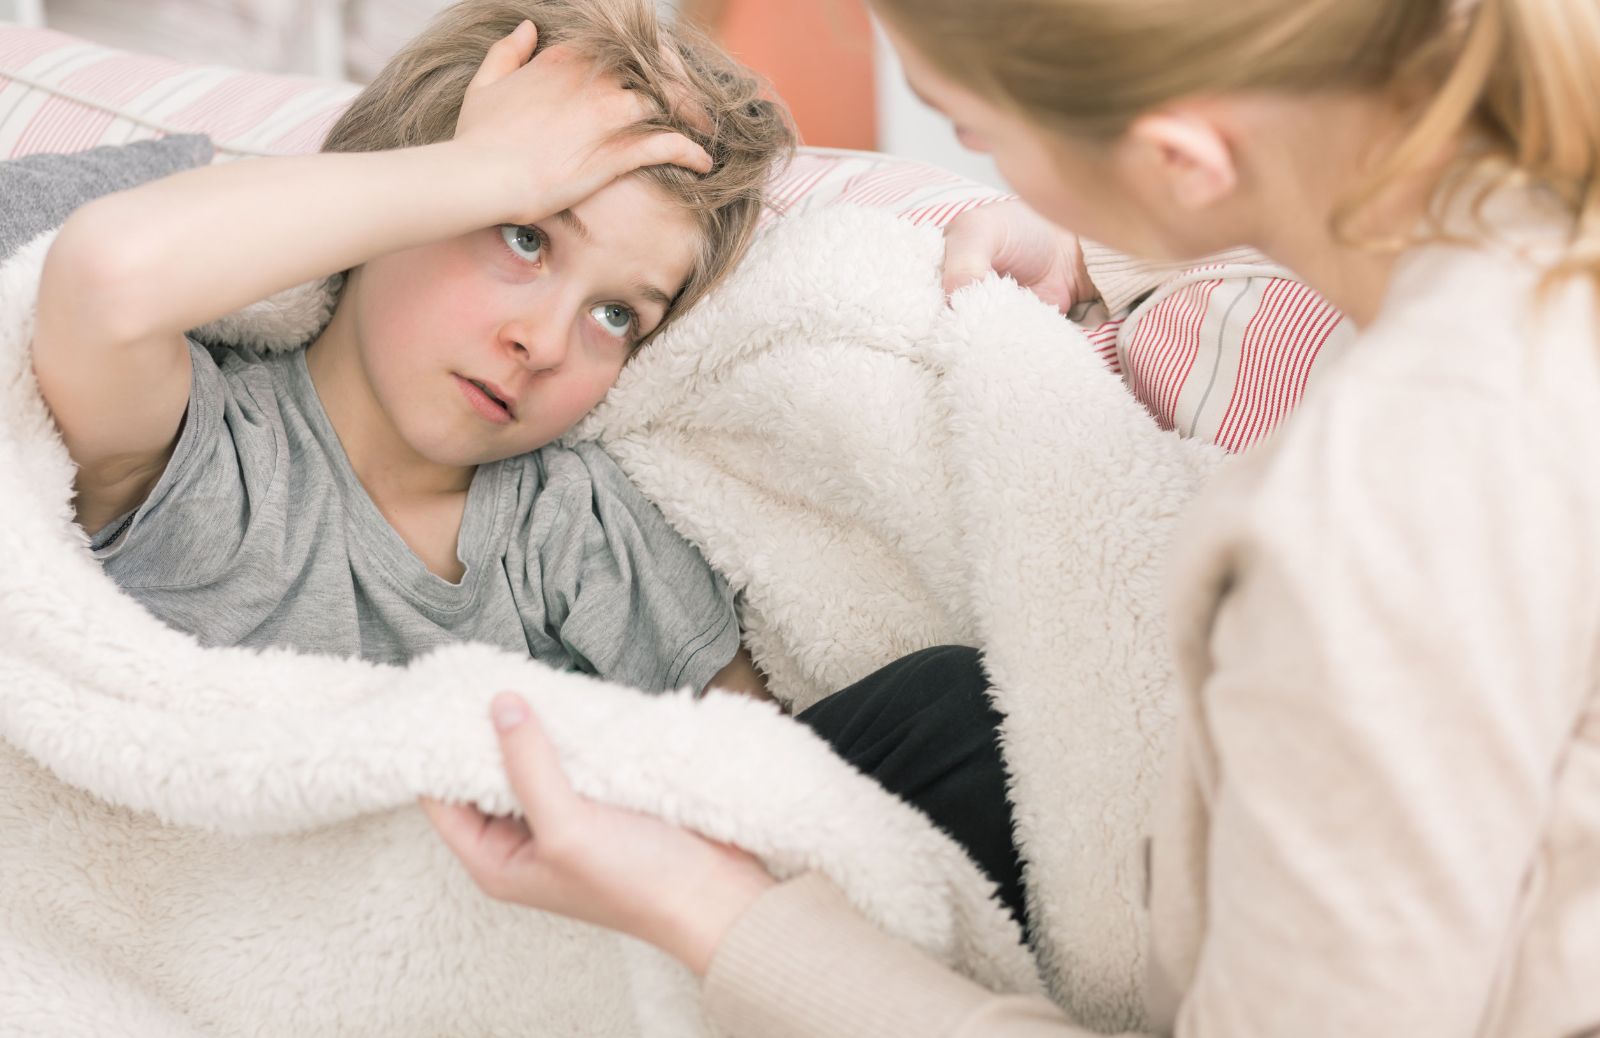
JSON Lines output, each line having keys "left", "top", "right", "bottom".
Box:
{"left": 764, "top": 147, "right": 1009, "bottom": 228}
{"left": 0, "top": 23, "right": 1347, "bottom": 452}
{"left": 0, "top": 27, "right": 357, "bottom": 159}
{"left": 1120, "top": 270, "right": 1350, "bottom": 453}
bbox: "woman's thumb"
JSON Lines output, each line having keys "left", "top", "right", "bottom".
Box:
{"left": 490, "top": 692, "right": 577, "bottom": 828}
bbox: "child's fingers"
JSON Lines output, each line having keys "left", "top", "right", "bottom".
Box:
{"left": 467, "top": 19, "right": 538, "bottom": 93}
{"left": 610, "top": 130, "right": 714, "bottom": 178}
{"left": 941, "top": 210, "right": 1004, "bottom": 297}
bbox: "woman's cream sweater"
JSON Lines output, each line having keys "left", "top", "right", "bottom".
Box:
{"left": 702, "top": 185, "right": 1600, "bottom": 1038}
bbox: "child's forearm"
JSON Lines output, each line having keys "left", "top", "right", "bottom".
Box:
{"left": 43, "top": 24, "right": 712, "bottom": 352}
{"left": 32, "top": 24, "right": 711, "bottom": 533}
{"left": 48, "top": 142, "right": 512, "bottom": 346}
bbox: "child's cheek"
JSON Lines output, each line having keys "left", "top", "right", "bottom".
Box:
{"left": 424, "top": 247, "right": 502, "bottom": 342}
{"left": 432, "top": 283, "right": 498, "bottom": 346}
{"left": 556, "top": 366, "right": 621, "bottom": 429}
{"left": 363, "top": 243, "right": 492, "bottom": 350}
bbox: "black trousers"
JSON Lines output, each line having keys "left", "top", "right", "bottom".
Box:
{"left": 796, "top": 645, "right": 1027, "bottom": 929}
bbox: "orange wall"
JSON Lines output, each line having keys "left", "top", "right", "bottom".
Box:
{"left": 692, "top": 0, "right": 877, "bottom": 150}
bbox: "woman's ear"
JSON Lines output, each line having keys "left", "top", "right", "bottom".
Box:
{"left": 1121, "top": 110, "right": 1238, "bottom": 212}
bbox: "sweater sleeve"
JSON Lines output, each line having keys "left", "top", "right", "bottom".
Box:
{"left": 703, "top": 873, "right": 1105, "bottom": 1038}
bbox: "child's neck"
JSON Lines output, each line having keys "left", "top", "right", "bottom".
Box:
{"left": 304, "top": 308, "right": 474, "bottom": 505}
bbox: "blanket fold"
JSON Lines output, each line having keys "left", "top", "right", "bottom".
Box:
{"left": 578, "top": 206, "right": 1222, "bottom": 1029}
{"left": 1, "top": 196, "right": 1219, "bottom": 1035}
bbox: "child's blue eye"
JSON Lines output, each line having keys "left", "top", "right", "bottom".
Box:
{"left": 500, "top": 224, "right": 546, "bottom": 261}
{"left": 590, "top": 302, "right": 637, "bottom": 340}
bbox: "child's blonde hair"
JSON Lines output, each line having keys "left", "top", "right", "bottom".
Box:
{"left": 324, "top": 0, "right": 795, "bottom": 343}
{"left": 871, "top": 0, "right": 1600, "bottom": 290}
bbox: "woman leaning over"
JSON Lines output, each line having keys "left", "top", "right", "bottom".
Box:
{"left": 427, "top": 1, "right": 1600, "bottom": 1035}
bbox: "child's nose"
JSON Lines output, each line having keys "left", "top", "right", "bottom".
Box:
{"left": 500, "top": 316, "right": 569, "bottom": 372}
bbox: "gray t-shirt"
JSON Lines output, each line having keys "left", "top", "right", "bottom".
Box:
{"left": 92, "top": 340, "right": 740, "bottom": 693}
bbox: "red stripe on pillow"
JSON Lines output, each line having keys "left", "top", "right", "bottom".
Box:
{"left": 168, "top": 74, "right": 318, "bottom": 142}
{"left": 1126, "top": 280, "right": 1215, "bottom": 428}
{"left": 1271, "top": 290, "right": 1342, "bottom": 438}
{"left": 1086, "top": 318, "right": 1125, "bottom": 376}
{"left": 1257, "top": 284, "right": 1329, "bottom": 447}
{"left": 1215, "top": 279, "right": 1288, "bottom": 451}
{"left": 10, "top": 95, "right": 113, "bottom": 157}
{"left": 1163, "top": 282, "right": 1216, "bottom": 422}
{"left": 0, "top": 27, "right": 79, "bottom": 69}
{"left": 1251, "top": 283, "right": 1315, "bottom": 447}
{"left": 61, "top": 53, "right": 188, "bottom": 109}
{"left": 267, "top": 103, "right": 347, "bottom": 154}
{"left": 840, "top": 163, "right": 965, "bottom": 208}
{"left": 1215, "top": 279, "right": 1342, "bottom": 452}
{"left": 767, "top": 160, "right": 835, "bottom": 216}
{"left": 899, "top": 197, "right": 986, "bottom": 227}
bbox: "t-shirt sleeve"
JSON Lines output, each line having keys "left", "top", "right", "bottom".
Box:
{"left": 91, "top": 338, "right": 267, "bottom": 590}
{"left": 532, "top": 442, "right": 740, "bottom": 695}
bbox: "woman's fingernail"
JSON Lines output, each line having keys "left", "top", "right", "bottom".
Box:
{"left": 491, "top": 693, "right": 528, "bottom": 732}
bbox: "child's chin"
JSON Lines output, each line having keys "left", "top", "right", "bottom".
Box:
{"left": 411, "top": 427, "right": 556, "bottom": 468}
{"left": 405, "top": 436, "right": 491, "bottom": 471}
{"left": 436, "top": 442, "right": 541, "bottom": 468}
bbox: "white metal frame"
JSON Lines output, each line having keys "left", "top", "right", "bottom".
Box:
{"left": 307, "top": 0, "right": 346, "bottom": 81}
{"left": 1, "top": 0, "right": 47, "bottom": 27}
{"left": 0, "top": 1, "right": 347, "bottom": 79}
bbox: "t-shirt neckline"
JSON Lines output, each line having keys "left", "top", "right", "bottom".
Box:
{"left": 286, "top": 348, "right": 508, "bottom": 612}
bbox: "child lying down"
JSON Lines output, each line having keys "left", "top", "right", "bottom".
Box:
{"left": 33, "top": 0, "right": 791, "bottom": 698}
{"left": 28, "top": 0, "right": 1031, "bottom": 930}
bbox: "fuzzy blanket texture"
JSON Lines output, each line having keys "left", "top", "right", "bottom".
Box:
{"left": 0, "top": 141, "right": 1222, "bottom": 1036}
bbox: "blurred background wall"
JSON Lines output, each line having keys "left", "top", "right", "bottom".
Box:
{"left": 679, "top": 0, "right": 1001, "bottom": 188}
{"left": 0, "top": 0, "right": 1003, "bottom": 186}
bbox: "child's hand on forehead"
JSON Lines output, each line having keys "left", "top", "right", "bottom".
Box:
{"left": 453, "top": 20, "right": 713, "bottom": 227}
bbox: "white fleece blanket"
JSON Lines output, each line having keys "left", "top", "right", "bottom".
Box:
{"left": 0, "top": 203, "right": 1221, "bottom": 1036}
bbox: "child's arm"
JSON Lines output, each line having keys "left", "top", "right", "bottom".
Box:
{"left": 34, "top": 144, "right": 512, "bottom": 533}
{"left": 706, "top": 647, "right": 775, "bottom": 704}
{"left": 32, "top": 21, "right": 709, "bottom": 533}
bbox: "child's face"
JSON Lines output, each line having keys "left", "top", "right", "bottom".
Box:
{"left": 346, "top": 177, "right": 700, "bottom": 467}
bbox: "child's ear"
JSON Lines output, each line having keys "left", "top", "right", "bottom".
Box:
{"left": 1122, "top": 110, "right": 1238, "bottom": 212}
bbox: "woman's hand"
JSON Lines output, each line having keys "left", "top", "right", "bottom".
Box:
{"left": 451, "top": 21, "right": 714, "bottom": 226}
{"left": 941, "top": 199, "right": 1098, "bottom": 314}
{"left": 423, "top": 693, "right": 776, "bottom": 976}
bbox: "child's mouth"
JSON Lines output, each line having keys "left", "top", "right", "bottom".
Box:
{"left": 456, "top": 375, "right": 515, "bottom": 423}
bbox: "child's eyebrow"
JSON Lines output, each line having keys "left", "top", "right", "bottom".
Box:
{"left": 554, "top": 209, "right": 591, "bottom": 243}
{"left": 634, "top": 282, "right": 673, "bottom": 311}
{"left": 552, "top": 209, "right": 674, "bottom": 312}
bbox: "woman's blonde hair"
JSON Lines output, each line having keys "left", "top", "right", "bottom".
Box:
{"left": 324, "top": 0, "right": 795, "bottom": 344}
{"left": 871, "top": 0, "right": 1600, "bottom": 289}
